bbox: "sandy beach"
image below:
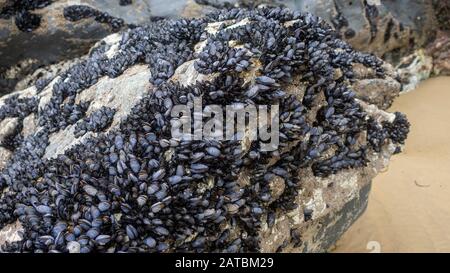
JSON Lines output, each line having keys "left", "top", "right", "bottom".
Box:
{"left": 333, "top": 76, "right": 450, "bottom": 253}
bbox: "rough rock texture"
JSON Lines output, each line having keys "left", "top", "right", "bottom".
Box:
{"left": 396, "top": 49, "right": 434, "bottom": 93}
{"left": 0, "top": 0, "right": 219, "bottom": 95}
{"left": 257, "top": 94, "right": 401, "bottom": 252}
{"left": 0, "top": 221, "right": 22, "bottom": 247}
{"left": 84, "top": 0, "right": 190, "bottom": 23}
{"left": 394, "top": 30, "right": 449, "bottom": 93}
{"left": 433, "top": 0, "right": 450, "bottom": 31}
{"left": 0, "top": 9, "right": 408, "bottom": 253}
{"left": 426, "top": 31, "right": 450, "bottom": 76}
{"left": 351, "top": 62, "right": 400, "bottom": 109}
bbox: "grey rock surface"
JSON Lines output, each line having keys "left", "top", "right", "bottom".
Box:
{"left": 351, "top": 62, "right": 401, "bottom": 109}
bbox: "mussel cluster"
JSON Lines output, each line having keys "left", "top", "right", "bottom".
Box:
{"left": 119, "top": 0, "right": 132, "bottom": 6}
{"left": 74, "top": 106, "right": 116, "bottom": 138}
{"left": 63, "top": 5, "right": 125, "bottom": 31}
{"left": 0, "top": 95, "right": 38, "bottom": 150}
{"left": 0, "top": 0, "right": 52, "bottom": 32}
{"left": 0, "top": 8, "right": 408, "bottom": 253}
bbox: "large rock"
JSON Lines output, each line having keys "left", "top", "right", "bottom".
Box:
{"left": 0, "top": 8, "right": 409, "bottom": 253}
{"left": 84, "top": 0, "right": 191, "bottom": 23}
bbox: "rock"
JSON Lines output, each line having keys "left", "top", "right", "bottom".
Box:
{"left": 44, "top": 63, "right": 151, "bottom": 159}
{"left": 0, "top": 221, "right": 22, "bottom": 251}
{"left": 395, "top": 30, "right": 449, "bottom": 93}
{"left": 0, "top": 0, "right": 217, "bottom": 95}
{"left": 396, "top": 49, "right": 434, "bottom": 93}
{"left": 81, "top": 0, "right": 191, "bottom": 24}
{"left": 267, "top": 175, "right": 285, "bottom": 203}
{"left": 181, "top": 0, "right": 218, "bottom": 18}
{"left": 433, "top": 0, "right": 450, "bottom": 31}
{"left": 0, "top": 117, "right": 19, "bottom": 144}
{"left": 351, "top": 62, "right": 401, "bottom": 109}
{"left": 259, "top": 96, "right": 399, "bottom": 252}
{"left": 426, "top": 30, "right": 450, "bottom": 76}
{"left": 0, "top": 9, "right": 409, "bottom": 253}
{"left": 0, "top": 147, "right": 11, "bottom": 170}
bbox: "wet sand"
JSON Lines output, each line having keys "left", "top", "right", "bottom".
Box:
{"left": 333, "top": 76, "right": 450, "bottom": 253}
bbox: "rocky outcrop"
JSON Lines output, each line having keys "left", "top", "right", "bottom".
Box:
{"left": 0, "top": 8, "right": 408, "bottom": 253}
{"left": 351, "top": 62, "right": 400, "bottom": 109}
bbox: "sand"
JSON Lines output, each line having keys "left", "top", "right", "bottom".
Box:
{"left": 333, "top": 76, "right": 450, "bottom": 253}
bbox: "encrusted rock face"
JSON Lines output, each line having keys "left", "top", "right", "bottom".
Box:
{"left": 0, "top": 8, "right": 409, "bottom": 253}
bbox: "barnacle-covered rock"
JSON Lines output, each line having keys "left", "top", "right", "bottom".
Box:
{"left": 0, "top": 8, "right": 409, "bottom": 253}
